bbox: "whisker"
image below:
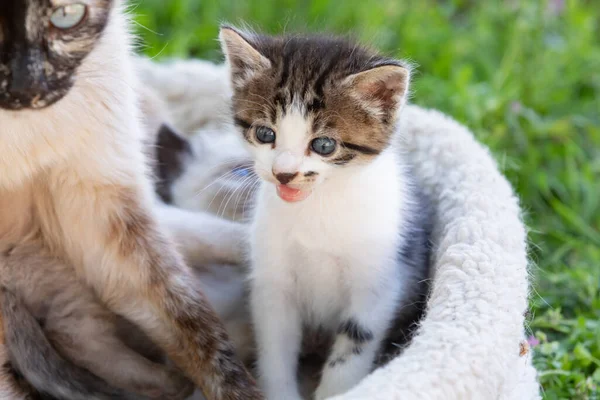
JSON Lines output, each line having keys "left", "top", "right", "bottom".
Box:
{"left": 238, "top": 98, "right": 268, "bottom": 107}
{"left": 191, "top": 157, "right": 253, "bottom": 178}
{"left": 205, "top": 170, "right": 246, "bottom": 211}
{"left": 192, "top": 170, "right": 242, "bottom": 200}
{"left": 218, "top": 173, "right": 256, "bottom": 218}
{"left": 242, "top": 180, "right": 262, "bottom": 221}
{"left": 230, "top": 172, "right": 256, "bottom": 208}
{"left": 132, "top": 19, "right": 163, "bottom": 36}
{"left": 188, "top": 160, "right": 253, "bottom": 198}
{"left": 245, "top": 93, "right": 273, "bottom": 104}
{"left": 233, "top": 108, "right": 265, "bottom": 117}
{"left": 232, "top": 174, "right": 259, "bottom": 221}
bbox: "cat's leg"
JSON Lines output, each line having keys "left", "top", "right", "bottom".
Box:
{"left": 44, "top": 284, "right": 194, "bottom": 400}
{"left": 314, "top": 265, "right": 400, "bottom": 400}
{"left": 156, "top": 203, "right": 248, "bottom": 268}
{"left": 250, "top": 256, "right": 303, "bottom": 400}
{"left": 0, "top": 299, "right": 30, "bottom": 400}
{"left": 47, "top": 180, "right": 261, "bottom": 400}
{"left": 1, "top": 248, "right": 137, "bottom": 400}
{"left": 0, "top": 285, "right": 134, "bottom": 400}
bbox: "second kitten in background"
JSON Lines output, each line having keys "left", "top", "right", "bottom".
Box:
{"left": 220, "top": 27, "right": 432, "bottom": 400}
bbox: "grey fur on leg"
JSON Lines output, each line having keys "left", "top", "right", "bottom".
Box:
{"left": 0, "top": 286, "right": 139, "bottom": 400}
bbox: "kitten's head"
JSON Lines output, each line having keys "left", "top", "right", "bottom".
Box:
{"left": 0, "top": 0, "right": 113, "bottom": 110}
{"left": 220, "top": 26, "right": 411, "bottom": 203}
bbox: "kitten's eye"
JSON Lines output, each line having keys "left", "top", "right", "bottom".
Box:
{"left": 311, "top": 137, "right": 336, "bottom": 156}
{"left": 50, "top": 4, "right": 87, "bottom": 30}
{"left": 255, "top": 126, "right": 276, "bottom": 144}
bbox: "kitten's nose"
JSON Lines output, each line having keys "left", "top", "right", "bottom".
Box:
{"left": 272, "top": 151, "right": 302, "bottom": 184}
{"left": 275, "top": 172, "right": 298, "bottom": 185}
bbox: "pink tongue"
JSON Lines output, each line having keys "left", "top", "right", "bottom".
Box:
{"left": 276, "top": 184, "right": 310, "bottom": 202}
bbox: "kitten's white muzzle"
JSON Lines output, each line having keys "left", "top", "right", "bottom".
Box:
{"left": 272, "top": 150, "right": 302, "bottom": 176}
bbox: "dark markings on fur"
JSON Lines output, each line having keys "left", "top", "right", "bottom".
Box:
{"left": 154, "top": 124, "right": 194, "bottom": 204}
{"left": 266, "top": 102, "right": 278, "bottom": 123}
{"left": 167, "top": 295, "right": 261, "bottom": 395}
{"left": 379, "top": 183, "right": 434, "bottom": 365}
{"left": 352, "top": 346, "right": 363, "bottom": 356}
{"left": 233, "top": 116, "right": 254, "bottom": 143}
{"left": 311, "top": 113, "right": 325, "bottom": 134}
{"left": 233, "top": 117, "right": 252, "bottom": 130}
{"left": 313, "top": 52, "right": 340, "bottom": 99}
{"left": 327, "top": 356, "right": 347, "bottom": 368}
{"left": 276, "top": 40, "right": 293, "bottom": 90}
{"left": 338, "top": 319, "right": 374, "bottom": 343}
{"left": 115, "top": 316, "right": 165, "bottom": 364}
{"left": 306, "top": 98, "right": 325, "bottom": 113}
{"left": 332, "top": 153, "right": 356, "bottom": 165}
{"left": 341, "top": 141, "right": 380, "bottom": 155}
{"left": 304, "top": 171, "right": 318, "bottom": 177}
{"left": 215, "top": 345, "right": 253, "bottom": 388}
{"left": 2, "top": 245, "right": 15, "bottom": 257}
{"left": 0, "top": 286, "right": 132, "bottom": 400}
{"left": 273, "top": 92, "right": 288, "bottom": 120}
{"left": 0, "top": 0, "right": 112, "bottom": 110}
{"left": 273, "top": 92, "right": 288, "bottom": 114}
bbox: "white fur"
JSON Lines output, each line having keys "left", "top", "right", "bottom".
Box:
{"left": 135, "top": 57, "right": 233, "bottom": 136}
{"left": 270, "top": 110, "right": 310, "bottom": 174}
{"left": 248, "top": 101, "right": 412, "bottom": 399}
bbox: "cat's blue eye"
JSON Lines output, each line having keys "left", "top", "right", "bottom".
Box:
{"left": 50, "top": 4, "right": 87, "bottom": 30}
{"left": 311, "top": 137, "right": 336, "bottom": 156}
{"left": 255, "top": 126, "right": 276, "bottom": 144}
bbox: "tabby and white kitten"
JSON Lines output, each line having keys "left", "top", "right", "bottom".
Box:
{"left": 220, "top": 27, "right": 432, "bottom": 400}
{"left": 0, "top": 2, "right": 260, "bottom": 400}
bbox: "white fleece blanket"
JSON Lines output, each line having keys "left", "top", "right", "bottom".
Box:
{"left": 140, "top": 59, "right": 541, "bottom": 400}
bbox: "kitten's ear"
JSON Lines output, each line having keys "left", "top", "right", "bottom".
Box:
{"left": 219, "top": 26, "right": 271, "bottom": 89}
{"left": 344, "top": 64, "right": 410, "bottom": 114}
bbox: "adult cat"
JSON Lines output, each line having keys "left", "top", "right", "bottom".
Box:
{"left": 0, "top": 2, "right": 260, "bottom": 399}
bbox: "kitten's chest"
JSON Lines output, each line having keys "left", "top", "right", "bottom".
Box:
{"left": 288, "top": 241, "right": 348, "bottom": 326}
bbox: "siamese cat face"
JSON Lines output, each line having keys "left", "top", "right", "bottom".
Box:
{"left": 0, "top": 0, "right": 113, "bottom": 110}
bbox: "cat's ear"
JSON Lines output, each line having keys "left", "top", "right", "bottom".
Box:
{"left": 344, "top": 63, "right": 410, "bottom": 114}
{"left": 219, "top": 26, "right": 271, "bottom": 89}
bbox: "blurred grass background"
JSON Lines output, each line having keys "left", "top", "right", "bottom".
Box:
{"left": 132, "top": 0, "right": 600, "bottom": 398}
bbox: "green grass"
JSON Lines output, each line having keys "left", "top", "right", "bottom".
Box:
{"left": 132, "top": 0, "right": 600, "bottom": 398}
